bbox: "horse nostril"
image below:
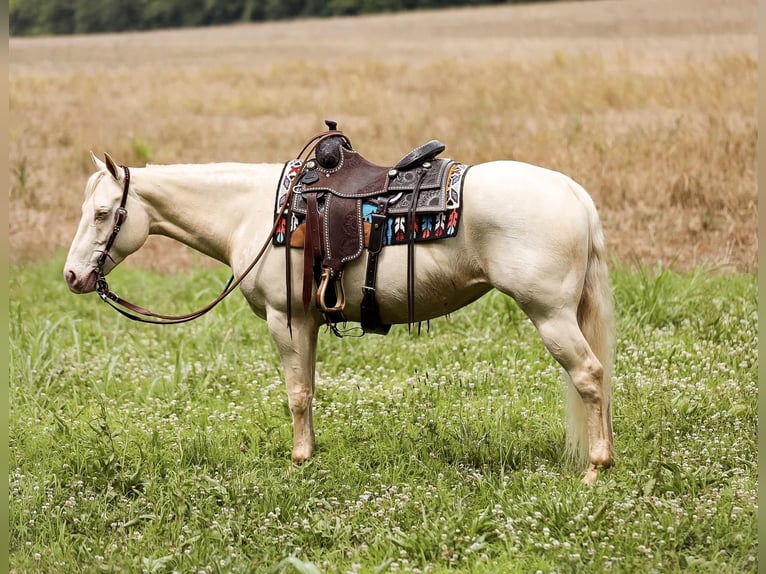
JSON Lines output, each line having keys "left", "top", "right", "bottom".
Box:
{"left": 65, "top": 269, "right": 77, "bottom": 286}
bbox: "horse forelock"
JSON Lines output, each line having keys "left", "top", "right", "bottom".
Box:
{"left": 83, "top": 171, "right": 107, "bottom": 199}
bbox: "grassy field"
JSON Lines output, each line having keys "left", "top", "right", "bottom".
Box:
{"left": 9, "top": 259, "right": 757, "bottom": 572}
{"left": 8, "top": 0, "right": 758, "bottom": 572}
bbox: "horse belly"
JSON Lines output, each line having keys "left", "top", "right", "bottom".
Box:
{"left": 338, "top": 239, "right": 491, "bottom": 324}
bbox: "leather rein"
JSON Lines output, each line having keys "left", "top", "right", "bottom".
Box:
{"left": 93, "top": 130, "right": 343, "bottom": 325}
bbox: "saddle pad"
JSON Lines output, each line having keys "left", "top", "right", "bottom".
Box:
{"left": 272, "top": 161, "right": 470, "bottom": 247}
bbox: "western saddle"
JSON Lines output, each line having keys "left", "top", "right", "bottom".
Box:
{"left": 283, "top": 120, "right": 452, "bottom": 335}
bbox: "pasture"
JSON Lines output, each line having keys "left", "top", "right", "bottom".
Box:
{"left": 9, "top": 0, "right": 758, "bottom": 572}
{"left": 9, "top": 262, "right": 758, "bottom": 572}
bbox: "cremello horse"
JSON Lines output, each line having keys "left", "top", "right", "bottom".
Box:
{"left": 64, "top": 149, "right": 615, "bottom": 484}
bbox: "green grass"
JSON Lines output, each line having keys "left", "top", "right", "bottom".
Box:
{"left": 10, "top": 257, "right": 757, "bottom": 573}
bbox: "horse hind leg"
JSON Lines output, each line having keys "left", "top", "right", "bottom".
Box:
{"left": 532, "top": 310, "right": 614, "bottom": 485}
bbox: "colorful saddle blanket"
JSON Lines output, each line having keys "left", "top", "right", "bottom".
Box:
{"left": 272, "top": 160, "right": 469, "bottom": 247}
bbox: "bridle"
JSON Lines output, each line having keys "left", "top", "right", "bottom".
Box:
{"left": 93, "top": 161, "right": 244, "bottom": 324}
{"left": 94, "top": 167, "right": 129, "bottom": 274}
{"left": 92, "top": 129, "right": 343, "bottom": 326}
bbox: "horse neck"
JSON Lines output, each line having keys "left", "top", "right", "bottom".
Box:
{"left": 131, "top": 163, "right": 280, "bottom": 264}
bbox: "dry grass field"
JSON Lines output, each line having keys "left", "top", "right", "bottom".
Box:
{"left": 9, "top": 0, "right": 757, "bottom": 273}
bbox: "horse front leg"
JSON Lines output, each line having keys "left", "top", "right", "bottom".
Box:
{"left": 267, "top": 309, "right": 320, "bottom": 464}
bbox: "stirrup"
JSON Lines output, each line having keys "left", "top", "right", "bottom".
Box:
{"left": 316, "top": 268, "right": 346, "bottom": 314}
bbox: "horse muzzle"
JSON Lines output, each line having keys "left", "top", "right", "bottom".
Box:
{"left": 64, "top": 267, "right": 99, "bottom": 294}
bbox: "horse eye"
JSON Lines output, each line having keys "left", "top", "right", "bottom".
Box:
{"left": 94, "top": 209, "right": 110, "bottom": 222}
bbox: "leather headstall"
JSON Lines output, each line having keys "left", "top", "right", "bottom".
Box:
{"left": 95, "top": 165, "right": 130, "bottom": 274}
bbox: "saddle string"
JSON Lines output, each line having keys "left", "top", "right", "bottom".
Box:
{"left": 95, "top": 130, "right": 346, "bottom": 325}
{"left": 406, "top": 170, "right": 427, "bottom": 333}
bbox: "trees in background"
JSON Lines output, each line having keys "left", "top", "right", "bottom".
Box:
{"left": 10, "top": 0, "right": 533, "bottom": 36}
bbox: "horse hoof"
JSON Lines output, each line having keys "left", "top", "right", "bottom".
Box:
{"left": 291, "top": 445, "right": 313, "bottom": 465}
{"left": 582, "top": 465, "right": 599, "bottom": 486}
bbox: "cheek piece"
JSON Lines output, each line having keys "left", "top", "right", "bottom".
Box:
{"left": 95, "top": 166, "right": 130, "bottom": 297}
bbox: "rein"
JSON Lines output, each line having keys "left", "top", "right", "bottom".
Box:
{"left": 93, "top": 130, "right": 345, "bottom": 325}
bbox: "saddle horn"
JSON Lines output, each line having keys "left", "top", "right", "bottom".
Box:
{"left": 316, "top": 119, "right": 353, "bottom": 169}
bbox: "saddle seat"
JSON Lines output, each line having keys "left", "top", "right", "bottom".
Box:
{"left": 287, "top": 127, "right": 450, "bottom": 334}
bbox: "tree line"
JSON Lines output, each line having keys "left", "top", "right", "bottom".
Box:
{"left": 10, "top": 0, "right": 548, "bottom": 37}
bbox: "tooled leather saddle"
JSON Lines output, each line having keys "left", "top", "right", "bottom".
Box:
{"left": 282, "top": 120, "right": 457, "bottom": 335}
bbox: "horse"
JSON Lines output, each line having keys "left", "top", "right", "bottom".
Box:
{"left": 63, "top": 142, "right": 615, "bottom": 485}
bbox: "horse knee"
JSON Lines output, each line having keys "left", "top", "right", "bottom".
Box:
{"left": 571, "top": 360, "right": 604, "bottom": 404}
{"left": 288, "top": 387, "right": 313, "bottom": 415}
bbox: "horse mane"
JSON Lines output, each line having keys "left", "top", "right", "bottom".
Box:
{"left": 139, "top": 162, "right": 274, "bottom": 192}
{"left": 144, "top": 162, "right": 255, "bottom": 172}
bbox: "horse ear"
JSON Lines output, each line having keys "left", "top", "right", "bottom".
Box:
{"left": 90, "top": 151, "right": 106, "bottom": 171}
{"left": 103, "top": 152, "right": 122, "bottom": 180}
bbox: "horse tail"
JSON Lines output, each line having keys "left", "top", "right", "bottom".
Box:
{"left": 565, "top": 179, "right": 616, "bottom": 467}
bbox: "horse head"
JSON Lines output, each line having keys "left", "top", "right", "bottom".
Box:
{"left": 63, "top": 152, "right": 150, "bottom": 294}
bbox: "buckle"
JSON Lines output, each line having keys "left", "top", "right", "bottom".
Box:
{"left": 95, "top": 276, "right": 109, "bottom": 300}
{"left": 114, "top": 207, "right": 127, "bottom": 225}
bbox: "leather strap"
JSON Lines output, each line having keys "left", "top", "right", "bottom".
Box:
{"left": 95, "top": 165, "right": 130, "bottom": 270}
{"left": 406, "top": 170, "right": 427, "bottom": 331}
{"left": 303, "top": 192, "right": 322, "bottom": 311}
{"left": 360, "top": 197, "right": 392, "bottom": 335}
{"left": 284, "top": 188, "right": 294, "bottom": 332}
